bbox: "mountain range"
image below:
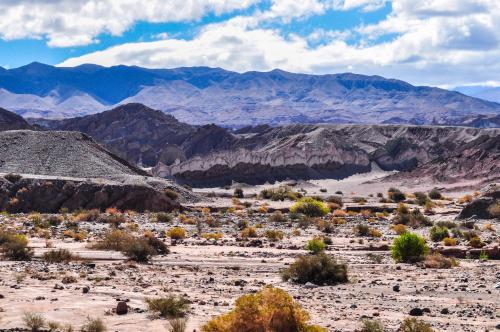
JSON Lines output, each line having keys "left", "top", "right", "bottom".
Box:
{"left": 1, "top": 62, "right": 500, "bottom": 127}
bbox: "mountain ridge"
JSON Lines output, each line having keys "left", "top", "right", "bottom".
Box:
{"left": 1, "top": 63, "right": 499, "bottom": 127}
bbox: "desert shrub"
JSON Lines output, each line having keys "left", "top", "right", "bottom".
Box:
{"left": 399, "top": 318, "right": 434, "bottom": 332}
{"left": 146, "top": 295, "right": 189, "bottom": 318}
{"left": 167, "top": 227, "right": 187, "bottom": 241}
{"left": 488, "top": 202, "right": 500, "bottom": 219}
{"left": 23, "top": 312, "right": 45, "bottom": 332}
{"left": 144, "top": 236, "right": 169, "bottom": 255}
{"left": 392, "top": 224, "right": 408, "bottom": 235}
{"left": 202, "top": 233, "right": 223, "bottom": 241}
{"left": 240, "top": 227, "right": 258, "bottom": 238}
{"left": 435, "top": 221, "right": 457, "bottom": 228}
{"left": 361, "top": 319, "right": 385, "bottom": 332}
{"left": 92, "top": 230, "right": 133, "bottom": 251}
{"left": 393, "top": 204, "right": 432, "bottom": 228}
{"left": 290, "top": 198, "right": 329, "bottom": 217}
{"left": 164, "top": 189, "right": 179, "bottom": 201}
{"left": 414, "top": 192, "right": 429, "bottom": 206}
{"left": 99, "top": 213, "right": 126, "bottom": 227}
{"left": 305, "top": 238, "right": 326, "bottom": 254}
{"left": 428, "top": 189, "right": 443, "bottom": 200}
{"left": 233, "top": 188, "right": 244, "bottom": 198}
{"left": 74, "top": 209, "right": 100, "bottom": 222}
{"left": 265, "top": 230, "right": 284, "bottom": 241}
{"left": 326, "top": 195, "right": 343, "bottom": 206}
{"left": 63, "top": 230, "right": 87, "bottom": 241}
{"left": 391, "top": 232, "right": 429, "bottom": 263}
{"left": 268, "top": 211, "right": 287, "bottom": 223}
{"left": 322, "top": 236, "right": 333, "bottom": 245}
{"left": 442, "top": 237, "right": 457, "bottom": 246}
{"left": 354, "top": 224, "right": 370, "bottom": 236}
{"left": 80, "top": 317, "right": 106, "bottom": 332}
{"left": 201, "top": 286, "right": 326, "bottom": 332}
{"left": 458, "top": 194, "right": 473, "bottom": 204}
{"left": 260, "top": 186, "right": 300, "bottom": 201}
{"left": 282, "top": 253, "right": 348, "bottom": 285}
{"left": 0, "top": 233, "right": 33, "bottom": 261}
{"left": 429, "top": 226, "right": 449, "bottom": 242}
{"left": 43, "top": 249, "right": 76, "bottom": 263}
{"left": 236, "top": 219, "right": 248, "bottom": 230}
{"left": 388, "top": 187, "right": 406, "bottom": 202}
{"left": 468, "top": 236, "right": 485, "bottom": 248}
{"left": 423, "top": 253, "right": 458, "bottom": 269}
{"left": 168, "top": 318, "right": 187, "bottom": 332}
{"left": 122, "top": 238, "right": 156, "bottom": 262}
{"left": 156, "top": 212, "right": 173, "bottom": 223}
{"left": 47, "top": 215, "right": 63, "bottom": 227}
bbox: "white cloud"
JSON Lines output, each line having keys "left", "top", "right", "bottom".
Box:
{"left": 0, "top": 0, "right": 258, "bottom": 47}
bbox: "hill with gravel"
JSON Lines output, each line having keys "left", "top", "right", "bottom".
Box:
{"left": 0, "top": 107, "right": 32, "bottom": 131}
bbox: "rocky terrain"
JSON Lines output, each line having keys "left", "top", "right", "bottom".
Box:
{"left": 0, "top": 184, "right": 497, "bottom": 331}
{"left": 154, "top": 124, "right": 500, "bottom": 187}
{"left": 2, "top": 63, "right": 500, "bottom": 127}
{"left": 0, "top": 108, "right": 32, "bottom": 131}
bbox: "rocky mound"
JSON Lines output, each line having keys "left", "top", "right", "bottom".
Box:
{"left": 0, "top": 107, "right": 31, "bottom": 131}
{"left": 457, "top": 184, "right": 500, "bottom": 219}
{"left": 154, "top": 124, "right": 500, "bottom": 186}
{"left": 0, "top": 130, "right": 148, "bottom": 178}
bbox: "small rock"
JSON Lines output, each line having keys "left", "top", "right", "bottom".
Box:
{"left": 409, "top": 308, "right": 424, "bottom": 316}
{"left": 116, "top": 301, "right": 128, "bottom": 315}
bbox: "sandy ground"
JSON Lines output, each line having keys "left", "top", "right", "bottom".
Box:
{"left": 0, "top": 182, "right": 498, "bottom": 332}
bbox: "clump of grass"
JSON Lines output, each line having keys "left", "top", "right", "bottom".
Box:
{"left": 290, "top": 197, "right": 329, "bottom": 217}
{"left": 164, "top": 189, "right": 179, "bottom": 201}
{"left": 155, "top": 212, "right": 173, "bottom": 223}
{"left": 282, "top": 253, "right": 348, "bottom": 285}
{"left": 488, "top": 202, "right": 500, "bottom": 219}
{"left": 201, "top": 287, "right": 326, "bottom": 332}
{"left": 74, "top": 209, "right": 100, "bottom": 222}
{"left": 168, "top": 318, "right": 187, "bottom": 332}
{"left": 391, "top": 224, "right": 408, "bottom": 235}
{"left": 260, "top": 186, "right": 301, "bottom": 201}
{"left": 264, "top": 229, "right": 284, "bottom": 242}
{"left": 201, "top": 233, "right": 223, "bottom": 241}
{"left": 240, "top": 227, "right": 258, "bottom": 239}
{"left": 146, "top": 295, "right": 189, "bottom": 318}
{"left": 468, "top": 236, "right": 485, "bottom": 248}
{"left": 23, "top": 312, "right": 45, "bottom": 332}
{"left": 43, "top": 249, "right": 77, "bottom": 263}
{"left": 442, "top": 237, "right": 457, "bottom": 246}
{"left": 428, "top": 188, "right": 443, "bottom": 200}
{"left": 391, "top": 232, "right": 429, "bottom": 263}
{"left": 354, "top": 224, "right": 382, "bottom": 237}
{"left": 361, "top": 319, "right": 385, "bottom": 332}
{"left": 80, "top": 317, "right": 107, "bottom": 332}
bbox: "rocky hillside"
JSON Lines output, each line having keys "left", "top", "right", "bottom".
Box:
{"left": 0, "top": 130, "right": 196, "bottom": 211}
{"left": 153, "top": 125, "right": 500, "bottom": 186}
{"left": 43, "top": 104, "right": 236, "bottom": 167}
{"left": 0, "top": 107, "right": 32, "bottom": 131}
{"left": 1, "top": 63, "right": 499, "bottom": 127}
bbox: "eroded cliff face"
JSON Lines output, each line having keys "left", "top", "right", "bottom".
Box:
{"left": 153, "top": 125, "right": 500, "bottom": 186}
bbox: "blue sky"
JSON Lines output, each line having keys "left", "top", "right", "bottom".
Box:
{"left": 0, "top": 0, "right": 499, "bottom": 87}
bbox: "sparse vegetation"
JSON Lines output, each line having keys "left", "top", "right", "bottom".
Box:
{"left": 282, "top": 253, "right": 348, "bottom": 285}
{"left": 423, "top": 252, "right": 458, "bottom": 269}
{"left": 201, "top": 287, "right": 326, "bottom": 332}
{"left": 393, "top": 204, "right": 432, "bottom": 228}
{"left": 43, "top": 249, "right": 77, "bottom": 263}
{"left": 0, "top": 232, "right": 33, "bottom": 261}
{"left": 391, "top": 232, "right": 429, "bottom": 263}
{"left": 23, "top": 312, "right": 45, "bottom": 332}
{"left": 361, "top": 319, "right": 385, "bottom": 332}
{"left": 488, "top": 202, "right": 500, "bottom": 219}
{"left": 156, "top": 212, "right": 173, "bottom": 223}
{"left": 388, "top": 187, "right": 406, "bottom": 202}
{"left": 268, "top": 211, "right": 288, "bottom": 223}
{"left": 167, "top": 227, "right": 187, "bottom": 241}
{"left": 260, "top": 186, "right": 301, "bottom": 201}
{"left": 429, "top": 225, "right": 449, "bottom": 242}
{"left": 399, "top": 317, "right": 434, "bottom": 332}
{"left": 305, "top": 237, "right": 326, "bottom": 254}
{"left": 80, "top": 317, "right": 107, "bottom": 332}
{"left": 265, "top": 229, "right": 284, "bottom": 241}
{"left": 428, "top": 188, "right": 443, "bottom": 200}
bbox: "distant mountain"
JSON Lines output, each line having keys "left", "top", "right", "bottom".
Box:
{"left": 0, "top": 107, "right": 32, "bottom": 131}
{"left": 1, "top": 63, "right": 500, "bottom": 126}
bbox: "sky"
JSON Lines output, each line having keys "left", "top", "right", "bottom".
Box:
{"left": 0, "top": 0, "right": 499, "bottom": 88}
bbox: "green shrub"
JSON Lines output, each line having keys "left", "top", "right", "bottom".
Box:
{"left": 146, "top": 295, "right": 189, "bottom": 318}
{"left": 393, "top": 204, "right": 432, "bottom": 228}
{"left": 391, "top": 232, "right": 429, "bottom": 263}
{"left": 43, "top": 249, "right": 76, "bottom": 263}
{"left": 268, "top": 211, "right": 287, "bottom": 223}
{"left": 260, "top": 186, "right": 300, "bottom": 201}
{"left": 414, "top": 192, "right": 429, "bottom": 206}
{"left": 164, "top": 189, "right": 179, "bottom": 201}
{"left": 265, "top": 230, "right": 284, "bottom": 242}
{"left": 290, "top": 198, "right": 329, "bottom": 217}
{"left": 123, "top": 238, "right": 156, "bottom": 262}
{"left": 167, "top": 227, "right": 187, "bottom": 241}
{"left": 282, "top": 253, "right": 348, "bottom": 285}
{"left": 201, "top": 287, "right": 326, "bottom": 332}
{"left": 429, "top": 226, "right": 449, "bottom": 242}
{"left": 388, "top": 187, "right": 406, "bottom": 202}
{"left": 400, "top": 318, "right": 434, "bottom": 332}
{"left": 428, "top": 189, "right": 443, "bottom": 200}
{"left": 305, "top": 238, "right": 326, "bottom": 254}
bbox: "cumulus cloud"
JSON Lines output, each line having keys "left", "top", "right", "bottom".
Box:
{"left": 0, "top": 0, "right": 258, "bottom": 47}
